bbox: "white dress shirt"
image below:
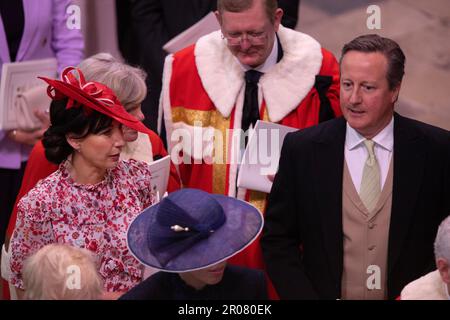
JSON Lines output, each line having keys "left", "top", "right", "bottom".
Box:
{"left": 345, "top": 117, "right": 394, "bottom": 193}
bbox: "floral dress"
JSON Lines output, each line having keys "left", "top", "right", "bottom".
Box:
{"left": 10, "top": 159, "right": 155, "bottom": 292}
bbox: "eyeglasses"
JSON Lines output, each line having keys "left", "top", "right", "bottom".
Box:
{"left": 221, "top": 31, "right": 267, "bottom": 46}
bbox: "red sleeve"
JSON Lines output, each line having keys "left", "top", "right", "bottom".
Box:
{"left": 146, "top": 131, "right": 181, "bottom": 193}
{"left": 320, "top": 48, "right": 342, "bottom": 118}
{"left": 6, "top": 141, "right": 58, "bottom": 238}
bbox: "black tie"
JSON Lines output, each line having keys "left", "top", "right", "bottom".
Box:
{"left": 242, "top": 70, "right": 263, "bottom": 134}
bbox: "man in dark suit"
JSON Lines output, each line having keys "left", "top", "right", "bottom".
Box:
{"left": 261, "top": 34, "right": 450, "bottom": 300}
{"left": 126, "top": 0, "right": 300, "bottom": 132}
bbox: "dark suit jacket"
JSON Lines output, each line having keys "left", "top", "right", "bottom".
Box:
{"left": 119, "top": 265, "right": 268, "bottom": 300}
{"left": 129, "top": 0, "right": 217, "bottom": 130}
{"left": 261, "top": 113, "right": 450, "bottom": 299}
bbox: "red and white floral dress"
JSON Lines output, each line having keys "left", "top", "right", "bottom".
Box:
{"left": 10, "top": 159, "right": 155, "bottom": 292}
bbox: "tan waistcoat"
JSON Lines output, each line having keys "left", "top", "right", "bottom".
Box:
{"left": 341, "top": 158, "right": 393, "bottom": 300}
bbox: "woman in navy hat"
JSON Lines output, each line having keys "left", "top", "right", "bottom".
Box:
{"left": 9, "top": 67, "right": 157, "bottom": 299}
{"left": 121, "top": 188, "right": 268, "bottom": 300}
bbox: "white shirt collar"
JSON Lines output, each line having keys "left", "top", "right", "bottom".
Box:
{"left": 346, "top": 117, "right": 394, "bottom": 151}
{"left": 237, "top": 34, "right": 278, "bottom": 73}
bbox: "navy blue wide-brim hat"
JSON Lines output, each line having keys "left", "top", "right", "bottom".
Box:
{"left": 127, "top": 188, "right": 263, "bottom": 273}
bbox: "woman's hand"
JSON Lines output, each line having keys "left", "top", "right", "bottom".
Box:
{"left": 7, "top": 129, "right": 45, "bottom": 146}
{"left": 7, "top": 110, "right": 50, "bottom": 146}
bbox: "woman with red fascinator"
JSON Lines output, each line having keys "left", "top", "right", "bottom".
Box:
{"left": 1, "top": 54, "right": 181, "bottom": 300}
{"left": 8, "top": 67, "right": 157, "bottom": 299}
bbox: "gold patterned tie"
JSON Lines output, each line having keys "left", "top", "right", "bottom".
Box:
{"left": 359, "top": 140, "right": 381, "bottom": 212}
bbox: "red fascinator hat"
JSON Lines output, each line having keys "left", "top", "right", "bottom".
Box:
{"left": 39, "top": 66, "right": 152, "bottom": 135}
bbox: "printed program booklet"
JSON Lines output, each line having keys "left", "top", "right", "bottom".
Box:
{"left": 163, "top": 12, "right": 220, "bottom": 53}
{"left": 237, "top": 120, "right": 298, "bottom": 193}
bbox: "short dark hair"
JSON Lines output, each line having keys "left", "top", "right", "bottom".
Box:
{"left": 217, "top": 0, "right": 278, "bottom": 23}
{"left": 340, "top": 34, "right": 406, "bottom": 90}
{"left": 43, "top": 98, "right": 113, "bottom": 164}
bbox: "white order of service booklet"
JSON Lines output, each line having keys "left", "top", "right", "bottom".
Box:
{"left": 237, "top": 120, "right": 298, "bottom": 194}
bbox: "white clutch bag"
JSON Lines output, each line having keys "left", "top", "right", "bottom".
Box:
{"left": 15, "top": 84, "right": 51, "bottom": 131}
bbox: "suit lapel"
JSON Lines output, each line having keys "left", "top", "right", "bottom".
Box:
{"left": 312, "top": 118, "right": 346, "bottom": 284}
{"left": 388, "top": 113, "right": 426, "bottom": 274}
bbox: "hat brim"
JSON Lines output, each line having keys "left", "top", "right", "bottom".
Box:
{"left": 127, "top": 194, "right": 264, "bottom": 273}
{"left": 39, "top": 77, "right": 152, "bottom": 135}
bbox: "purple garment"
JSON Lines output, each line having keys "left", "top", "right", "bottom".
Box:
{"left": 0, "top": 0, "right": 84, "bottom": 169}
